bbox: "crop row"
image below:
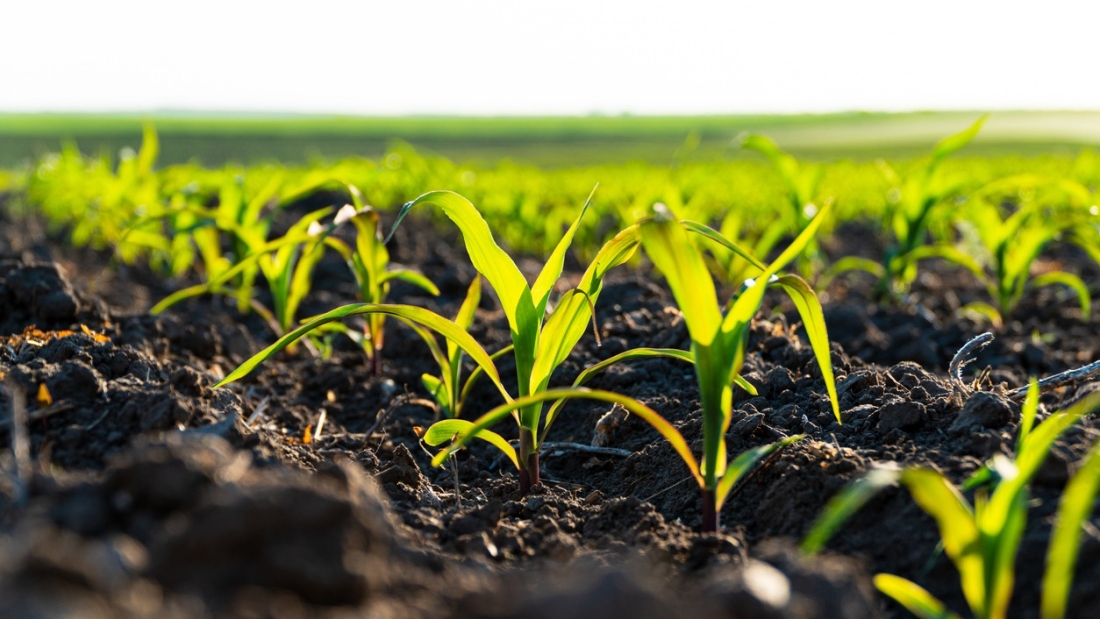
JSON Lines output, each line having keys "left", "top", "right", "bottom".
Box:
{"left": 15, "top": 121, "right": 1100, "bottom": 326}
{"left": 4, "top": 120, "right": 1100, "bottom": 618}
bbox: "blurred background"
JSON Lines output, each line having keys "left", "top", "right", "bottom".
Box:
{"left": 4, "top": 0, "right": 1099, "bottom": 167}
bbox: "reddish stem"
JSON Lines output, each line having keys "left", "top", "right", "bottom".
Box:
{"left": 518, "top": 430, "right": 540, "bottom": 495}
{"left": 371, "top": 346, "right": 382, "bottom": 376}
{"left": 701, "top": 488, "right": 718, "bottom": 533}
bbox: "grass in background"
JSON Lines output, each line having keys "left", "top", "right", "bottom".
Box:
{"left": 5, "top": 111, "right": 1100, "bottom": 168}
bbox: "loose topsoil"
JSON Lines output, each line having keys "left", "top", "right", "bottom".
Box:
{"left": 1, "top": 196, "right": 1099, "bottom": 619}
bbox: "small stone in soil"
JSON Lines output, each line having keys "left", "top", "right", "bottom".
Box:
{"left": 950, "top": 391, "right": 1015, "bottom": 433}
{"left": 876, "top": 401, "right": 927, "bottom": 433}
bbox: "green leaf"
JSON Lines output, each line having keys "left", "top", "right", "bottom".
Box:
{"left": 958, "top": 302, "right": 1004, "bottom": 330}
{"left": 874, "top": 574, "right": 963, "bottom": 619}
{"left": 459, "top": 344, "right": 515, "bottom": 406}
{"left": 454, "top": 275, "right": 483, "bottom": 333}
{"left": 531, "top": 184, "right": 596, "bottom": 314}
{"left": 150, "top": 231, "right": 317, "bottom": 314}
{"left": 1017, "top": 379, "right": 1040, "bottom": 451}
{"left": 423, "top": 419, "right": 519, "bottom": 469}
{"left": 430, "top": 388, "right": 702, "bottom": 489}
{"left": 775, "top": 274, "right": 840, "bottom": 423}
{"left": 543, "top": 347, "right": 694, "bottom": 434}
{"left": 387, "top": 191, "right": 531, "bottom": 334}
{"left": 214, "top": 303, "right": 510, "bottom": 403}
{"left": 802, "top": 466, "right": 902, "bottom": 555}
{"left": 817, "top": 256, "right": 886, "bottom": 289}
{"left": 899, "top": 469, "right": 984, "bottom": 617}
{"left": 721, "top": 199, "right": 833, "bottom": 336}
{"left": 681, "top": 219, "right": 766, "bottom": 272}
{"left": 1032, "top": 271, "right": 1092, "bottom": 319}
{"left": 909, "top": 245, "right": 988, "bottom": 283}
{"left": 932, "top": 115, "right": 987, "bottom": 163}
{"left": 640, "top": 204, "right": 722, "bottom": 346}
{"left": 1042, "top": 440, "right": 1100, "bottom": 619}
{"left": 380, "top": 269, "right": 442, "bottom": 296}
{"left": 136, "top": 123, "right": 159, "bottom": 176}
{"left": 528, "top": 224, "right": 640, "bottom": 395}
{"left": 421, "top": 373, "right": 449, "bottom": 416}
{"left": 715, "top": 435, "right": 803, "bottom": 510}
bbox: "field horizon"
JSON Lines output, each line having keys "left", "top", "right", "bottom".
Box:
{"left": 3, "top": 109, "right": 1100, "bottom": 168}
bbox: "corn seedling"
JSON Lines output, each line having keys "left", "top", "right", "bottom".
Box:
{"left": 392, "top": 188, "right": 643, "bottom": 492}
{"left": 423, "top": 200, "right": 835, "bottom": 532}
{"left": 402, "top": 275, "right": 493, "bottom": 418}
{"left": 424, "top": 387, "right": 804, "bottom": 532}
{"left": 1041, "top": 438, "right": 1100, "bottom": 619}
{"left": 319, "top": 193, "right": 440, "bottom": 374}
{"left": 628, "top": 202, "right": 838, "bottom": 531}
{"left": 739, "top": 133, "right": 827, "bottom": 277}
{"left": 873, "top": 115, "right": 986, "bottom": 299}
{"left": 151, "top": 205, "right": 339, "bottom": 339}
{"left": 953, "top": 175, "right": 1095, "bottom": 324}
{"left": 802, "top": 388, "right": 1100, "bottom": 619}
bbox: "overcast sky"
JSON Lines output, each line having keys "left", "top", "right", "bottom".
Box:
{"left": 4, "top": 0, "right": 1099, "bottom": 115}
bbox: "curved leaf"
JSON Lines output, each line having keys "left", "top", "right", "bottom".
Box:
{"left": 909, "top": 244, "right": 988, "bottom": 283}
{"left": 874, "top": 574, "right": 963, "bottom": 619}
{"left": 528, "top": 225, "right": 641, "bottom": 393}
{"left": 213, "top": 303, "right": 510, "bottom": 403}
{"left": 387, "top": 191, "right": 530, "bottom": 332}
{"left": 380, "top": 269, "right": 442, "bottom": 296}
{"left": 899, "top": 469, "right": 983, "bottom": 617}
{"left": 150, "top": 231, "right": 317, "bottom": 314}
{"left": 817, "top": 256, "right": 886, "bottom": 289}
{"left": 681, "top": 219, "right": 766, "bottom": 272}
{"left": 430, "top": 388, "right": 702, "bottom": 489}
{"left": 640, "top": 204, "right": 722, "bottom": 346}
{"left": 802, "top": 466, "right": 902, "bottom": 555}
{"left": 715, "top": 435, "right": 803, "bottom": 510}
{"left": 1032, "top": 271, "right": 1091, "bottom": 319}
{"left": 543, "top": 347, "right": 694, "bottom": 434}
{"left": 932, "top": 115, "right": 987, "bottom": 163}
{"left": 958, "top": 302, "right": 1004, "bottom": 330}
{"left": 1042, "top": 441, "right": 1100, "bottom": 619}
{"left": 775, "top": 275, "right": 840, "bottom": 423}
{"left": 423, "top": 418, "right": 519, "bottom": 470}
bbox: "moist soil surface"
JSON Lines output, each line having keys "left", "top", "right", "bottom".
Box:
{"left": 1, "top": 198, "right": 1099, "bottom": 619}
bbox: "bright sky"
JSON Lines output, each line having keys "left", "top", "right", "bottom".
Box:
{"left": 5, "top": 0, "right": 1099, "bottom": 115}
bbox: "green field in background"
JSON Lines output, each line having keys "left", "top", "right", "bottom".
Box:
{"left": 2, "top": 110, "right": 1100, "bottom": 168}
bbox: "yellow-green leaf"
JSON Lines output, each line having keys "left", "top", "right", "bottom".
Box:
{"left": 423, "top": 419, "right": 519, "bottom": 470}
{"left": 874, "top": 574, "right": 963, "bottom": 619}
{"left": 775, "top": 275, "right": 840, "bottom": 424}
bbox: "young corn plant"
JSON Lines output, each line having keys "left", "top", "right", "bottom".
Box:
{"left": 216, "top": 188, "right": 635, "bottom": 493}
{"left": 319, "top": 196, "right": 440, "bottom": 375}
{"left": 400, "top": 276, "right": 489, "bottom": 418}
{"left": 635, "top": 202, "right": 839, "bottom": 531}
{"left": 1041, "top": 438, "right": 1100, "bottom": 619}
{"left": 433, "top": 201, "right": 840, "bottom": 531}
{"left": 872, "top": 115, "right": 987, "bottom": 299}
{"left": 391, "top": 188, "right": 640, "bottom": 492}
{"left": 151, "top": 205, "right": 339, "bottom": 338}
{"left": 738, "top": 134, "right": 827, "bottom": 278}
{"left": 802, "top": 387, "right": 1100, "bottom": 619}
{"left": 953, "top": 175, "right": 1094, "bottom": 325}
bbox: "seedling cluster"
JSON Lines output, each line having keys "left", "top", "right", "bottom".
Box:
{"left": 7, "top": 117, "right": 1100, "bottom": 616}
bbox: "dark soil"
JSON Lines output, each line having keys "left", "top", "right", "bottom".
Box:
{"left": 1, "top": 197, "right": 1098, "bottom": 618}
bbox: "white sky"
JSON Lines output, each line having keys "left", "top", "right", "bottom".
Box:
{"left": 4, "top": 0, "right": 1099, "bottom": 115}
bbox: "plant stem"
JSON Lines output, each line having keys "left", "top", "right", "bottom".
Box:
{"left": 701, "top": 488, "right": 718, "bottom": 533}
{"left": 371, "top": 345, "right": 382, "bottom": 376}
{"left": 518, "top": 428, "right": 540, "bottom": 495}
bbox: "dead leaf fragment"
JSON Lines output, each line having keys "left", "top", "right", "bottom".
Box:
{"left": 36, "top": 384, "right": 53, "bottom": 407}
